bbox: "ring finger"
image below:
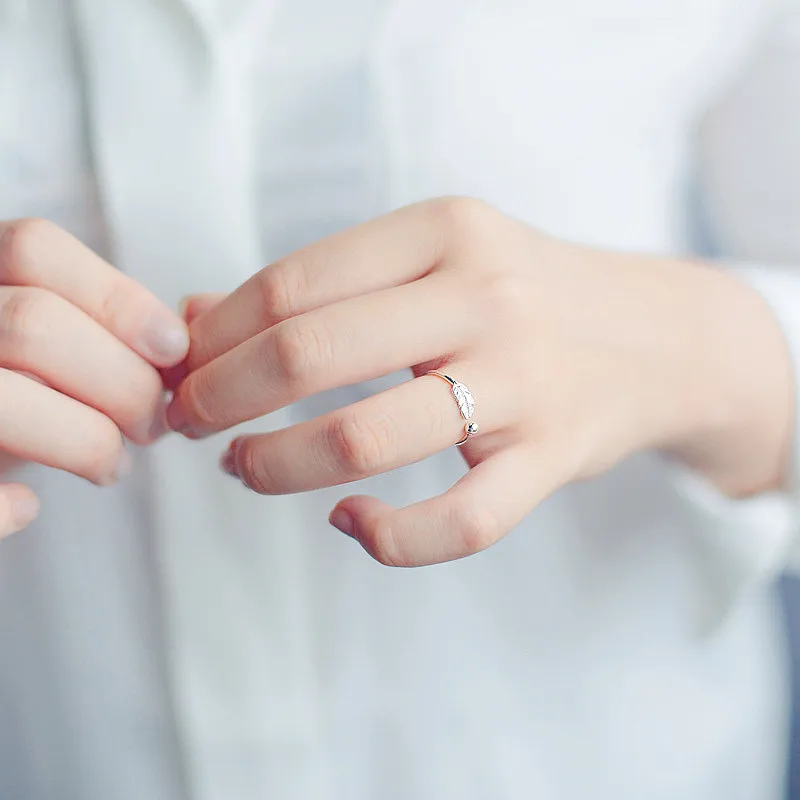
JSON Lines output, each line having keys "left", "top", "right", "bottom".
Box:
{"left": 0, "top": 368, "right": 128, "bottom": 485}
{"left": 221, "top": 366, "right": 498, "bottom": 494}
{"left": 0, "top": 286, "right": 167, "bottom": 443}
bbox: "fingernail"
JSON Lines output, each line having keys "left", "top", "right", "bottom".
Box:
{"left": 98, "top": 449, "right": 132, "bottom": 487}
{"left": 220, "top": 445, "right": 239, "bottom": 478}
{"left": 149, "top": 405, "right": 171, "bottom": 441}
{"left": 329, "top": 507, "right": 355, "bottom": 538}
{"left": 166, "top": 396, "right": 192, "bottom": 435}
{"left": 132, "top": 395, "right": 171, "bottom": 443}
{"left": 143, "top": 314, "right": 190, "bottom": 363}
{"left": 11, "top": 495, "right": 40, "bottom": 533}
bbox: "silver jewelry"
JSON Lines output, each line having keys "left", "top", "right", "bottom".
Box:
{"left": 426, "top": 371, "right": 479, "bottom": 446}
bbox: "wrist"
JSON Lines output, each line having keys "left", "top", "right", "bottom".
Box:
{"left": 661, "top": 262, "right": 794, "bottom": 497}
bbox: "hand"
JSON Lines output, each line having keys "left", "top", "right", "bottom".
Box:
{"left": 170, "top": 198, "right": 793, "bottom": 566}
{"left": 0, "top": 219, "right": 190, "bottom": 537}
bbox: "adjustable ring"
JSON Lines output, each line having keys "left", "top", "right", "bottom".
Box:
{"left": 426, "top": 371, "right": 479, "bottom": 446}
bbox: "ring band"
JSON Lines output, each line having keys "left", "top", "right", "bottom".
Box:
{"left": 426, "top": 371, "right": 479, "bottom": 446}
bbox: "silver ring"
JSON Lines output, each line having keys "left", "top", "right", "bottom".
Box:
{"left": 426, "top": 371, "right": 479, "bottom": 446}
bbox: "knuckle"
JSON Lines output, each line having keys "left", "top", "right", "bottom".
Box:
{"left": 330, "top": 413, "right": 394, "bottom": 477}
{"left": 452, "top": 501, "right": 500, "bottom": 555}
{"left": 432, "top": 196, "right": 495, "bottom": 246}
{"left": 257, "top": 259, "right": 307, "bottom": 322}
{"left": 272, "top": 322, "right": 330, "bottom": 387}
{"left": 0, "top": 287, "right": 52, "bottom": 348}
{"left": 0, "top": 218, "right": 56, "bottom": 280}
{"left": 482, "top": 273, "right": 529, "bottom": 320}
{"left": 96, "top": 281, "right": 134, "bottom": 330}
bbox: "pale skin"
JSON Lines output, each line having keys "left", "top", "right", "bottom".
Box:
{"left": 0, "top": 199, "right": 792, "bottom": 564}
{"left": 168, "top": 198, "right": 793, "bottom": 566}
{"left": 0, "top": 218, "right": 189, "bottom": 534}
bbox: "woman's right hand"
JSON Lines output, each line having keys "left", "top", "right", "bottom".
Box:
{"left": 0, "top": 219, "right": 190, "bottom": 537}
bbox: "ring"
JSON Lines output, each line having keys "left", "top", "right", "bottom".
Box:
{"left": 426, "top": 371, "right": 479, "bottom": 446}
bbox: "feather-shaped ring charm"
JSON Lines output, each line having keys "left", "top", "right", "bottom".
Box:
{"left": 426, "top": 371, "right": 479, "bottom": 446}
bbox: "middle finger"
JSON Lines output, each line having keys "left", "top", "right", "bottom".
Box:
{"left": 186, "top": 200, "right": 452, "bottom": 371}
{"left": 169, "top": 275, "right": 477, "bottom": 437}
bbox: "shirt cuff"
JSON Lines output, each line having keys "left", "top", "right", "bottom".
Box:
{"left": 662, "top": 265, "right": 800, "bottom": 630}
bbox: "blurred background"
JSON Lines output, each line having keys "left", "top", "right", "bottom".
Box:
{"left": 782, "top": 579, "right": 800, "bottom": 797}
{"left": 2, "top": 2, "right": 800, "bottom": 798}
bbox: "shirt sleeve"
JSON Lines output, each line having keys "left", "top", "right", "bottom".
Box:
{"left": 673, "top": 0, "right": 800, "bottom": 627}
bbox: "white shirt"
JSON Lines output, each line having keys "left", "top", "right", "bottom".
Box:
{"left": 0, "top": 1, "right": 799, "bottom": 798}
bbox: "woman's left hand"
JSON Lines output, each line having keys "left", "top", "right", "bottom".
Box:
{"left": 168, "top": 198, "right": 793, "bottom": 566}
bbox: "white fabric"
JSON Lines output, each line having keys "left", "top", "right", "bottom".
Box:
{"left": 0, "top": 1, "right": 798, "bottom": 798}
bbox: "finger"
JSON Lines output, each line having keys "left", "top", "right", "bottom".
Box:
{"left": 161, "top": 293, "right": 226, "bottom": 389}
{"left": 0, "top": 368, "right": 130, "bottom": 486}
{"left": 0, "top": 219, "right": 189, "bottom": 366}
{"left": 328, "top": 447, "right": 550, "bottom": 567}
{"left": 0, "top": 287, "right": 168, "bottom": 443}
{"left": 187, "top": 199, "right": 459, "bottom": 370}
{"left": 0, "top": 483, "right": 40, "bottom": 538}
{"left": 179, "top": 293, "right": 227, "bottom": 325}
{"left": 160, "top": 362, "right": 189, "bottom": 393}
{"left": 170, "top": 274, "right": 475, "bottom": 436}
{"left": 220, "top": 369, "right": 496, "bottom": 494}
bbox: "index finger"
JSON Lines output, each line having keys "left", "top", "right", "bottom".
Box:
{"left": 0, "top": 219, "right": 189, "bottom": 366}
{"left": 186, "top": 198, "right": 466, "bottom": 371}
